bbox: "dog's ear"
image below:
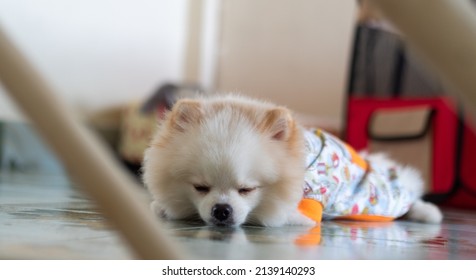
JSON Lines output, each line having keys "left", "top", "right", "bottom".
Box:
{"left": 169, "top": 99, "right": 203, "bottom": 131}
{"left": 260, "top": 107, "right": 294, "bottom": 141}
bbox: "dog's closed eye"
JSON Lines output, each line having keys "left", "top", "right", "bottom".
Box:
{"left": 238, "top": 187, "right": 257, "bottom": 195}
{"left": 193, "top": 185, "right": 211, "bottom": 194}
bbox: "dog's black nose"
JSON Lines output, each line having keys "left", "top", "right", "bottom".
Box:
{"left": 212, "top": 204, "right": 233, "bottom": 222}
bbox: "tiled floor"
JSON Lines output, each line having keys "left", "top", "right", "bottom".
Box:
{"left": 1, "top": 171, "right": 476, "bottom": 259}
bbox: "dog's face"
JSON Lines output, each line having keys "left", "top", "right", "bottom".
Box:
{"left": 143, "top": 95, "right": 305, "bottom": 227}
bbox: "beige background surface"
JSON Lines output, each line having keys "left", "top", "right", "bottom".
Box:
{"left": 214, "top": 0, "right": 357, "bottom": 128}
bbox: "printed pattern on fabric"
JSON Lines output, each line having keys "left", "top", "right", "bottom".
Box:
{"left": 302, "top": 129, "right": 418, "bottom": 220}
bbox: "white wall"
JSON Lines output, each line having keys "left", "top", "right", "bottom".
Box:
{"left": 0, "top": 0, "right": 357, "bottom": 129}
{"left": 0, "top": 0, "right": 189, "bottom": 121}
{"left": 215, "top": 0, "right": 357, "bottom": 128}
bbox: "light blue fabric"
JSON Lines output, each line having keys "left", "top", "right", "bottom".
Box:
{"left": 303, "top": 129, "right": 418, "bottom": 220}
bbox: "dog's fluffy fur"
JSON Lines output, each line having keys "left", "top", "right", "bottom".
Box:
{"left": 142, "top": 94, "right": 442, "bottom": 227}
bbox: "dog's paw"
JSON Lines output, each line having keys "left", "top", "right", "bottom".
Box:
{"left": 285, "top": 209, "right": 317, "bottom": 226}
{"left": 406, "top": 200, "right": 443, "bottom": 224}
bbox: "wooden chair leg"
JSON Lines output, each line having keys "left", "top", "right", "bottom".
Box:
{"left": 369, "top": 0, "right": 476, "bottom": 123}
{"left": 0, "top": 27, "right": 182, "bottom": 259}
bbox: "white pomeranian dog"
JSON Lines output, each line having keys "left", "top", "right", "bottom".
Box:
{"left": 142, "top": 94, "right": 442, "bottom": 227}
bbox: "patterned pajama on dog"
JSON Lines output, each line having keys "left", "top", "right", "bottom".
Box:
{"left": 298, "top": 129, "right": 419, "bottom": 222}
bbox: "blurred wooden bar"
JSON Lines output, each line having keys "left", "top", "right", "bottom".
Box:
{"left": 369, "top": 0, "right": 476, "bottom": 122}
{"left": 0, "top": 27, "right": 182, "bottom": 259}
